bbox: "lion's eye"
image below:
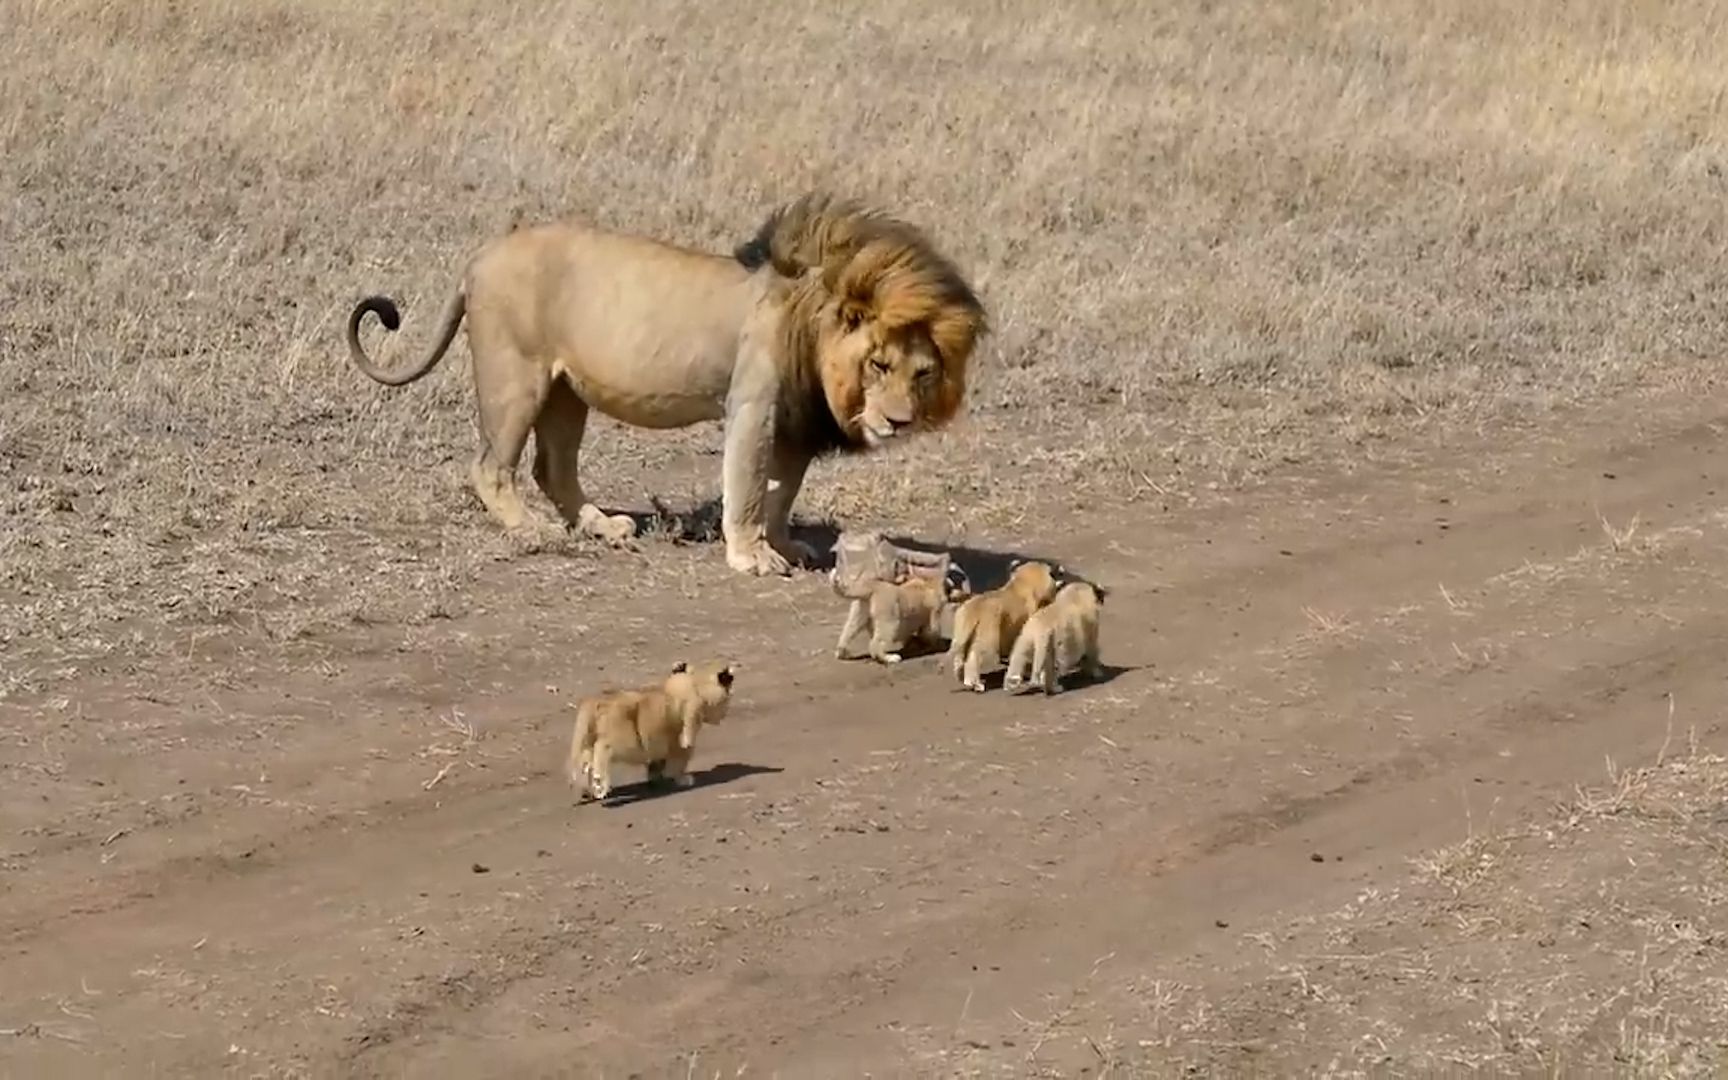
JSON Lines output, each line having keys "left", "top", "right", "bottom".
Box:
{"left": 915, "top": 366, "right": 935, "bottom": 382}
{"left": 870, "top": 356, "right": 891, "bottom": 374}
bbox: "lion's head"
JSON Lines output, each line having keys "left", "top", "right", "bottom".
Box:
{"left": 736, "top": 193, "right": 987, "bottom": 455}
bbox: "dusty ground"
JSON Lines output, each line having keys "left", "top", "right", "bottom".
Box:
{"left": 5, "top": 0, "right": 1728, "bottom": 1076}
{"left": 7, "top": 391, "right": 1728, "bottom": 1077}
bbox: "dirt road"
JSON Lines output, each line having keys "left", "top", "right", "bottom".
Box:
{"left": 4, "top": 392, "right": 1726, "bottom": 1077}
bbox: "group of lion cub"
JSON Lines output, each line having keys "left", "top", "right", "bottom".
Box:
{"left": 342, "top": 188, "right": 1106, "bottom": 804}
{"left": 564, "top": 531, "right": 1105, "bottom": 803}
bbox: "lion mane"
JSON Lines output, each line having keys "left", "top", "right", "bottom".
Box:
{"left": 734, "top": 192, "right": 987, "bottom": 456}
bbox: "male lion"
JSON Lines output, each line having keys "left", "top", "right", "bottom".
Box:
{"left": 566, "top": 659, "right": 736, "bottom": 802}
{"left": 345, "top": 193, "right": 986, "bottom": 576}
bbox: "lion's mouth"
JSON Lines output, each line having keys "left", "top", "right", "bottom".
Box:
{"left": 860, "top": 409, "right": 911, "bottom": 445}
{"left": 855, "top": 413, "right": 897, "bottom": 446}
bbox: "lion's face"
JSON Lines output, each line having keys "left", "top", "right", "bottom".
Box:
{"left": 820, "top": 305, "right": 961, "bottom": 450}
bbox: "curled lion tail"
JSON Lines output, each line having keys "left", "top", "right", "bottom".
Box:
{"left": 345, "top": 286, "right": 467, "bottom": 387}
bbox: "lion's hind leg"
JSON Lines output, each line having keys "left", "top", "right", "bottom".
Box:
{"left": 1080, "top": 624, "right": 1104, "bottom": 682}
{"left": 568, "top": 703, "right": 598, "bottom": 800}
{"left": 1003, "top": 625, "right": 1034, "bottom": 693}
{"left": 533, "top": 379, "right": 636, "bottom": 544}
{"left": 961, "top": 619, "right": 998, "bottom": 693}
{"left": 1036, "top": 631, "right": 1059, "bottom": 695}
{"left": 663, "top": 747, "right": 696, "bottom": 789}
{"left": 466, "top": 323, "right": 552, "bottom": 532}
{"left": 587, "top": 740, "right": 615, "bottom": 801}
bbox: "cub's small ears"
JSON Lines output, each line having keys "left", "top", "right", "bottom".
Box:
{"left": 670, "top": 660, "right": 689, "bottom": 674}
{"left": 717, "top": 665, "right": 736, "bottom": 688}
{"left": 1092, "top": 582, "right": 1110, "bottom": 603}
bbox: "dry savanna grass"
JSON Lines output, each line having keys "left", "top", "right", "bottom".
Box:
{"left": 1079, "top": 748, "right": 1728, "bottom": 1076}
{"left": 2, "top": 0, "right": 1725, "bottom": 691}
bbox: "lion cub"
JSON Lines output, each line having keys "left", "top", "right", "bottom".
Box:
{"left": 567, "top": 660, "right": 736, "bottom": 802}
{"left": 946, "top": 559, "right": 1060, "bottom": 692}
{"left": 835, "top": 567, "right": 972, "bottom": 664}
{"left": 1003, "top": 581, "right": 1106, "bottom": 695}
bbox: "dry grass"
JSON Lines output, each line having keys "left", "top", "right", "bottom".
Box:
{"left": 1089, "top": 749, "right": 1728, "bottom": 1076}
{"left": 3, "top": 0, "right": 1725, "bottom": 690}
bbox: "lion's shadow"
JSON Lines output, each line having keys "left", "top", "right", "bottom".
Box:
{"left": 618, "top": 496, "right": 845, "bottom": 566}
{"left": 592, "top": 761, "right": 784, "bottom": 808}
{"left": 878, "top": 533, "right": 1079, "bottom": 593}
{"left": 615, "top": 496, "right": 1078, "bottom": 594}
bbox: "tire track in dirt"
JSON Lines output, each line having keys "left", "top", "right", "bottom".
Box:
{"left": 2, "top": 399, "right": 1725, "bottom": 1077}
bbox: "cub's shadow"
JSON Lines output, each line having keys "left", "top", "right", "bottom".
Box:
{"left": 980, "top": 660, "right": 1139, "bottom": 695}
{"left": 593, "top": 761, "right": 783, "bottom": 808}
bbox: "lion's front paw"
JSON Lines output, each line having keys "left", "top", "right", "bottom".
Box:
{"left": 875, "top": 652, "right": 903, "bottom": 665}
{"left": 1004, "top": 673, "right": 1023, "bottom": 693}
{"left": 727, "top": 540, "right": 793, "bottom": 577}
{"left": 673, "top": 774, "right": 696, "bottom": 789}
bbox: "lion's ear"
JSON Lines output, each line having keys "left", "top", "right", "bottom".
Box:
{"left": 717, "top": 665, "right": 735, "bottom": 689}
{"left": 671, "top": 660, "right": 688, "bottom": 674}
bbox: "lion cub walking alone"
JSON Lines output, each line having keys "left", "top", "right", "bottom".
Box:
{"left": 1003, "top": 581, "right": 1106, "bottom": 695}
{"left": 946, "top": 560, "right": 1060, "bottom": 692}
{"left": 567, "top": 660, "right": 736, "bottom": 802}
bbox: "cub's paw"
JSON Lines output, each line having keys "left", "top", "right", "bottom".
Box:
{"left": 873, "top": 652, "right": 903, "bottom": 665}
{"left": 578, "top": 504, "right": 637, "bottom": 546}
{"left": 673, "top": 774, "right": 696, "bottom": 789}
{"left": 727, "top": 540, "right": 794, "bottom": 577}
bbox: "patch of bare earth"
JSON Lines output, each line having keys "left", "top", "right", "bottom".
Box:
{"left": 1049, "top": 749, "right": 1728, "bottom": 1077}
